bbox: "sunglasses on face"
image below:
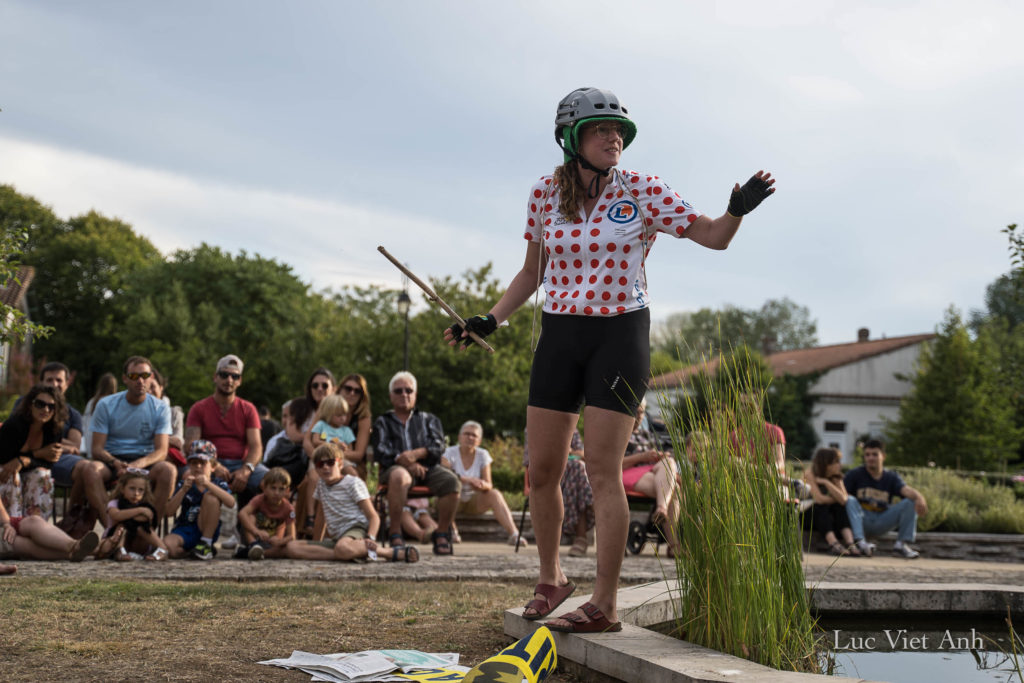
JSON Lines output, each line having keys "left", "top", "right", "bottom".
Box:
{"left": 392, "top": 387, "right": 414, "bottom": 395}
{"left": 340, "top": 385, "right": 364, "bottom": 396}
{"left": 217, "top": 371, "right": 241, "bottom": 380}
{"left": 126, "top": 372, "right": 152, "bottom": 381}
{"left": 311, "top": 382, "right": 331, "bottom": 390}
{"left": 32, "top": 398, "right": 56, "bottom": 412}
{"left": 314, "top": 459, "right": 338, "bottom": 469}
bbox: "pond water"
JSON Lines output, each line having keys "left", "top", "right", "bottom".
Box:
{"left": 821, "top": 617, "right": 1021, "bottom": 682}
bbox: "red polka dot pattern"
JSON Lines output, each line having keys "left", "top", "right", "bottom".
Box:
{"left": 522, "top": 171, "right": 702, "bottom": 317}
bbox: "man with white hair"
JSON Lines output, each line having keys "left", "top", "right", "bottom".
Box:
{"left": 372, "top": 371, "right": 459, "bottom": 555}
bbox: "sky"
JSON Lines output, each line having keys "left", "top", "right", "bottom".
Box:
{"left": 2, "top": 0, "right": 1022, "bottom": 345}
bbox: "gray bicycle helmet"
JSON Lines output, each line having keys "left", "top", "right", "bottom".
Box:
{"left": 554, "top": 87, "right": 637, "bottom": 161}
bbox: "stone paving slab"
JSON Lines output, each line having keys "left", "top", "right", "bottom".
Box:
{"left": 5, "top": 541, "right": 1023, "bottom": 587}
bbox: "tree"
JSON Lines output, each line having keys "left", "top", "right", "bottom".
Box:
{"left": 653, "top": 297, "right": 818, "bottom": 364}
{"left": 0, "top": 228, "right": 53, "bottom": 349}
{"left": 887, "top": 307, "right": 1021, "bottom": 470}
{"left": 10, "top": 192, "right": 163, "bottom": 404}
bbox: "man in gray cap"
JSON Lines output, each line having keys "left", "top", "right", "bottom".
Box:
{"left": 185, "top": 354, "right": 266, "bottom": 495}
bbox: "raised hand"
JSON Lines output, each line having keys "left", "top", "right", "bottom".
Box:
{"left": 727, "top": 171, "right": 776, "bottom": 217}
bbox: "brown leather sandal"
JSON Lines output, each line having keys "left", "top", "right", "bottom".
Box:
{"left": 522, "top": 581, "right": 576, "bottom": 620}
{"left": 546, "top": 601, "right": 623, "bottom": 633}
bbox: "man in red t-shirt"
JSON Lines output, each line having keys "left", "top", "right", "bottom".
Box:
{"left": 185, "top": 354, "right": 266, "bottom": 495}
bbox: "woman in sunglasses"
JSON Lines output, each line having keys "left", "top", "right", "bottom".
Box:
{"left": 336, "top": 374, "right": 372, "bottom": 480}
{"left": 447, "top": 88, "right": 775, "bottom": 633}
{"left": 0, "top": 384, "right": 68, "bottom": 520}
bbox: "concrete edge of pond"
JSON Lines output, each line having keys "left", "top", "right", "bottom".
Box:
{"left": 503, "top": 579, "right": 1023, "bottom": 683}
{"left": 504, "top": 581, "right": 880, "bottom": 683}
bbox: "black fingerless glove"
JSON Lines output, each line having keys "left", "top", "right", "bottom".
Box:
{"left": 448, "top": 314, "right": 498, "bottom": 344}
{"left": 728, "top": 175, "right": 775, "bottom": 217}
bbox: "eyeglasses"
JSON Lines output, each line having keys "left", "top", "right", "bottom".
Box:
{"left": 217, "top": 371, "right": 241, "bottom": 380}
{"left": 340, "top": 385, "right": 364, "bottom": 395}
{"left": 32, "top": 398, "right": 56, "bottom": 412}
{"left": 392, "top": 387, "right": 414, "bottom": 395}
{"left": 311, "top": 382, "right": 331, "bottom": 390}
{"left": 314, "top": 459, "right": 337, "bottom": 469}
{"left": 126, "top": 372, "right": 152, "bottom": 381}
{"left": 585, "top": 122, "right": 626, "bottom": 141}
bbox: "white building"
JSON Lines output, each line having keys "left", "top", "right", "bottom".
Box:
{"left": 649, "top": 329, "right": 934, "bottom": 463}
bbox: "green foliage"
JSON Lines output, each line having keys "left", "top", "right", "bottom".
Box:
{"left": 665, "top": 350, "right": 819, "bottom": 672}
{"left": 903, "top": 467, "right": 1024, "bottom": 534}
{"left": 0, "top": 225, "right": 53, "bottom": 348}
{"left": 887, "top": 307, "right": 1022, "bottom": 470}
{"left": 653, "top": 297, "right": 818, "bottom": 363}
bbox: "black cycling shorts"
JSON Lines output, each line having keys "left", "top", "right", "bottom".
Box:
{"left": 528, "top": 308, "right": 650, "bottom": 416}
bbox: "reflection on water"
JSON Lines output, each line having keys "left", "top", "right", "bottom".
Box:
{"left": 820, "top": 617, "right": 1021, "bottom": 682}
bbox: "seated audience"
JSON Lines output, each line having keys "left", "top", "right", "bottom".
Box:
{"left": 285, "top": 445, "right": 418, "bottom": 563}
{"left": 90, "top": 356, "right": 177, "bottom": 526}
{"left": 99, "top": 469, "right": 169, "bottom": 561}
{"left": 372, "top": 371, "right": 459, "bottom": 556}
{"left": 803, "top": 447, "right": 858, "bottom": 556}
{"left": 164, "top": 441, "right": 235, "bottom": 560}
{"left": 263, "top": 399, "right": 309, "bottom": 489}
{"left": 82, "top": 372, "right": 118, "bottom": 457}
{"left": 0, "top": 494, "right": 99, "bottom": 562}
{"left": 844, "top": 438, "right": 928, "bottom": 559}
{"left": 337, "top": 373, "right": 373, "bottom": 479}
{"left": 442, "top": 420, "right": 525, "bottom": 547}
{"left": 258, "top": 405, "right": 282, "bottom": 450}
{"left": 622, "top": 399, "right": 680, "bottom": 556}
{"left": 310, "top": 394, "right": 357, "bottom": 470}
{"left": 148, "top": 368, "right": 185, "bottom": 463}
{"left": 0, "top": 384, "right": 66, "bottom": 520}
{"left": 399, "top": 497, "right": 438, "bottom": 543}
{"left": 236, "top": 467, "right": 296, "bottom": 560}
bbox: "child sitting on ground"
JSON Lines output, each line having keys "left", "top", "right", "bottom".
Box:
{"left": 164, "top": 440, "right": 236, "bottom": 560}
{"left": 236, "top": 467, "right": 296, "bottom": 560}
{"left": 98, "top": 469, "right": 169, "bottom": 561}
{"left": 310, "top": 395, "right": 357, "bottom": 472}
{"left": 285, "top": 444, "right": 418, "bottom": 563}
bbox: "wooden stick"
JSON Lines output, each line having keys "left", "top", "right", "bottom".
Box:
{"left": 377, "top": 246, "right": 495, "bottom": 354}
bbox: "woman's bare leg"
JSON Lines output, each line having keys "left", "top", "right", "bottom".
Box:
{"left": 523, "top": 406, "right": 577, "bottom": 617}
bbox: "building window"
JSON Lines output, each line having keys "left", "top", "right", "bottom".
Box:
{"left": 824, "top": 421, "right": 847, "bottom": 432}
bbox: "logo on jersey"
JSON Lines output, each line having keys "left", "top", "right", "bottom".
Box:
{"left": 607, "top": 200, "right": 638, "bottom": 224}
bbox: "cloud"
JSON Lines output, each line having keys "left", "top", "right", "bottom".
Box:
{"left": 0, "top": 136, "right": 504, "bottom": 294}
{"left": 786, "top": 75, "right": 865, "bottom": 105}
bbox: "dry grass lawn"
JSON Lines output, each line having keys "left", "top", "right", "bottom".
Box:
{"left": 0, "top": 578, "right": 590, "bottom": 682}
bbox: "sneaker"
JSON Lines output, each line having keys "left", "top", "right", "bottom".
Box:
{"left": 895, "top": 543, "right": 920, "bottom": 559}
{"left": 192, "top": 541, "right": 215, "bottom": 561}
{"left": 247, "top": 543, "right": 265, "bottom": 561}
{"left": 856, "top": 540, "right": 876, "bottom": 557}
{"left": 232, "top": 544, "right": 250, "bottom": 560}
{"left": 219, "top": 534, "right": 239, "bottom": 550}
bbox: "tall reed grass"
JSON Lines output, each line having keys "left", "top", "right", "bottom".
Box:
{"left": 658, "top": 347, "right": 820, "bottom": 672}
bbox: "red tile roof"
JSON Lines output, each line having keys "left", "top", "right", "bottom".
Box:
{"left": 0, "top": 265, "right": 34, "bottom": 309}
{"left": 651, "top": 333, "right": 935, "bottom": 389}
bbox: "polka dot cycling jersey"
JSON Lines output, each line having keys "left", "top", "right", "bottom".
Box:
{"left": 523, "top": 170, "right": 703, "bottom": 317}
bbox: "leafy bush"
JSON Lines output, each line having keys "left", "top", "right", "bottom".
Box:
{"left": 901, "top": 467, "right": 1024, "bottom": 533}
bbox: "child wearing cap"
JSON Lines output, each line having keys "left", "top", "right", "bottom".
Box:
{"left": 236, "top": 467, "right": 296, "bottom": 560}
{"left": 286, "top": 444, "right": 418, "bottom": 563}
{"left": 164, "top": 440, "right": 236, "bottom": 560}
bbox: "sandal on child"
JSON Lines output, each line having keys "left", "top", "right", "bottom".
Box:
{"left": 522, "top": 581, "right": 576, "bottom": 620}
{"left": 391, "top": 545, "right": 419, "bottom": 563}
{"left": 545, "top": 601, "right": 623, "bottom": 634}
{"left": 145, "top": 547, "right": 168, "bottom": 562}
{"left": 389, "top": 532, "right": 406, "bottom": 548}
{"left": 69, "top": 531, "right": 100, "bottom": 562}
{"left": 115, "top": 546, "right": 134, "bottom": 563}
{"left": 431, "top": 530, "right": 453, "bottom": 556}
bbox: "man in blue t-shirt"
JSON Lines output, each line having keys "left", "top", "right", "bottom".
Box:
{"left": 843, "top": 438, "right": 929, "bottom": 559}
{"left": 91, "top": 356, "right": 177, "bottom": 525}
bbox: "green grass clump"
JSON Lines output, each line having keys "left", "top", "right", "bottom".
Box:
{"left": 660, "top": 348, "right": 819, "bottom": 673}
{"left": 903, "top": 467, "right": 1024, "bottom": 533}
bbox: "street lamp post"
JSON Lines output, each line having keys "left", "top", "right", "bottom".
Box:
{"left": 397, "top": 289, "right": 411, "bottom": 371}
